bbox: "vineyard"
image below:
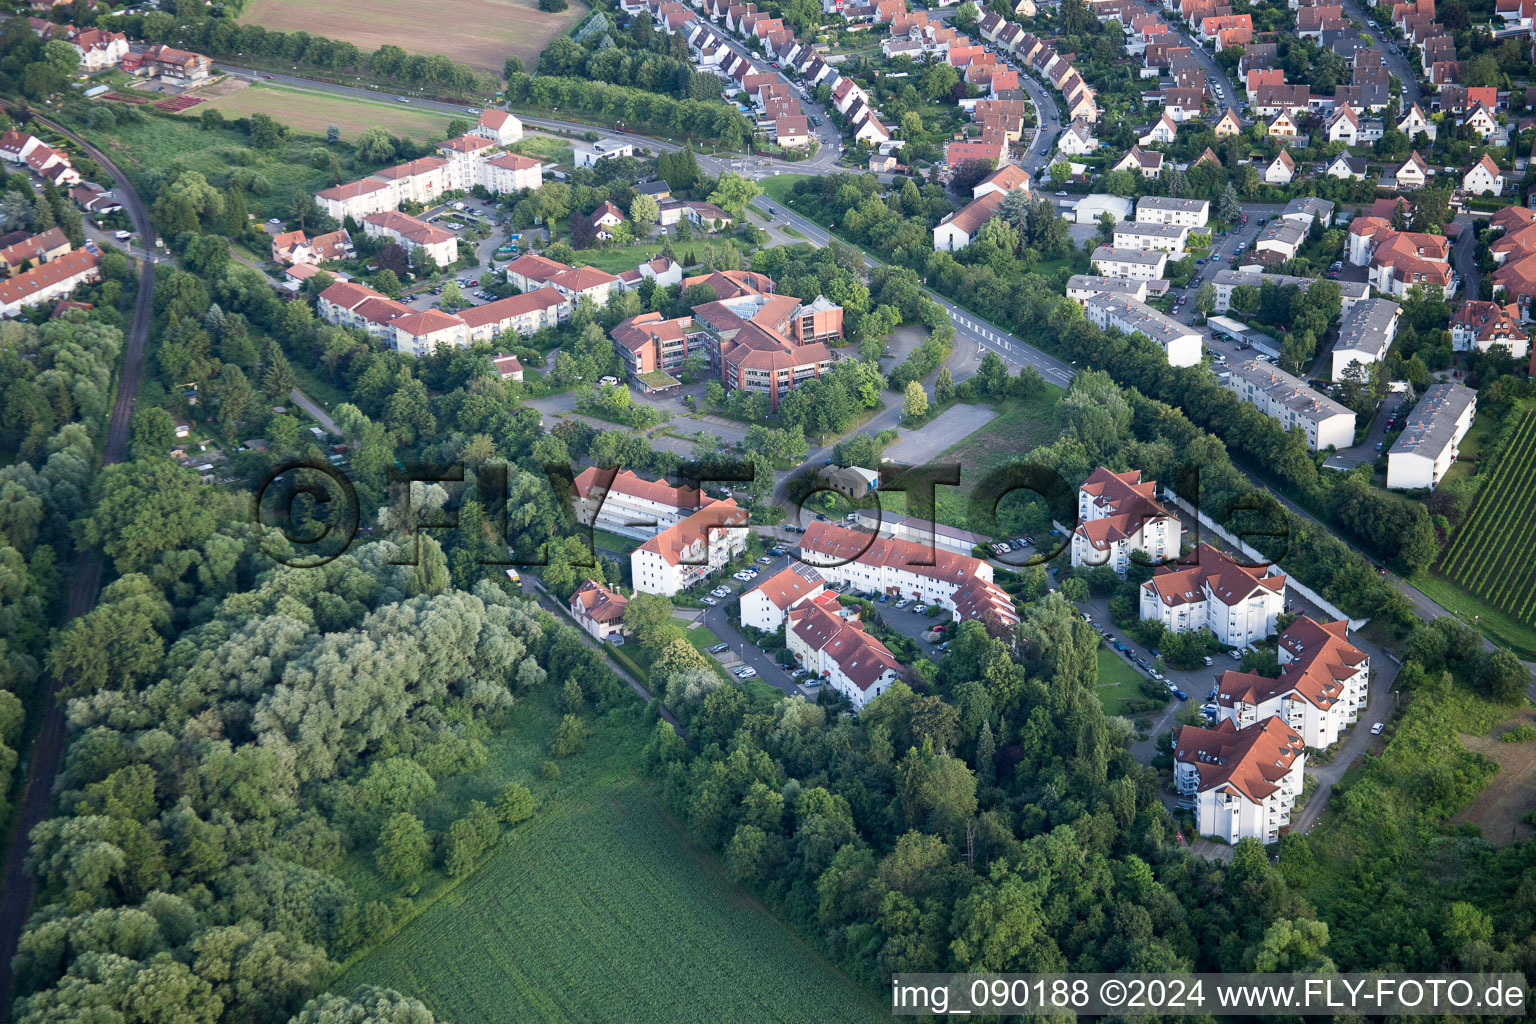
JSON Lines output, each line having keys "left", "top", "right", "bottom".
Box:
{"left": 1437, "top": 408, "right": 1536, "bottom": 626}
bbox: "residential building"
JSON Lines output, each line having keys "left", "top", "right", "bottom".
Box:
{"left": 1090, "top": 246, "right": 1169, "bottom": 281}
{"left": 1113, "top": 221, "right": 1189, "bottom": 253}
{"left": 1331, "top": 298, "right": 1400, "bottom": 379}
{"left": 71, "top": 29, "right": 128, "bottom": 70}
{"left": 1112, "top": 145, "right": 1164, "bottom": 177}
{"left": 631, "top": 499, "right": 750, "bottom": 595}
{"left": 799, "top": 521, "right": 1019, "bottom": 630}
{"left": 933, "top": 190, "right": 1004, "bottom": 250}
{"left": 1392, "top": 150, "right": 1432, "bottom": 188}
{"left": 1140, "top": 543, "right": 1287, "bottom": 647}
{"left": 1057, "top": 119, "right": 1100, "bottom": 155}
{"left": 270, "top": 228, "right": 353, "bottom": 266}
{"left": 573, "top": 139, "right": 636, "bottom": 168}
{"left": 1067, "top": 275, "right": 1149, "bottom": 304}
{"left": 1082, "top": 293, "right": 1203, "bottom": 366}
{"left": 1450, "top": 300, "right": 1529, "bottom": 358}
{"left": 1386, "top": 381, "right": 1476, "bottom": 490}
{"left": 491, "top": 354, "right": 524, "bottom": 381}
{"left": 139, "top": 44, "right": 212, "bottom": 84}
{"left": 690, "top": 284, "right": 843, "bottom": 410}
{"left": 0, "top": 248, "right": 98, "bottom": 318}
{"left": 1325, "top": 153, "right": 1368, "bottom": 180}
{"left": 972, "top": 164, "right": 1032, "bottom": 200}
{"left": 848, "top": 509, "right": 992, "bottom": 558}
{"left": 1217, "top": 615, "right": 1369, "bottom": 752}
{"left": 315, "top": 280, "right": 414, "bottom": 340}
{"left": 1174, "top": 717, "right": 1306, "bottom": 844}
{"left": 1279, "top": 197, "right": 1335, "bottom": 229}
{"left": 1346, "top": 218, "right": 1455, "bottom": 299}
{"left": 1262, "top": 149, "right": 1295, "bottom": 185}
{"left": 0, "top": 228, "right": 70, "bottom": 275}
{"left": 1210, "top": 268, "right": 1368, "bottom": 315}
{"left": 361, "top": 211, "right": 458, "bottom": 267}
{"left": 1254, "top": 220, "right": 1308, "bottom": 261}
{"left": 1135, "top": 196, "right": 1210, "bottom": 228}
{"left": 1223, "top": 359, "right": 1357, "bottom": 451}
{"left": 741, "top": 562, "right": 826, "bottom": 631}
{"left": 573, "top": 467, "right": 706, "bottom": 540}
{"left": 1463, "top": 154, "right": 1504, "bottom": 196}
{"left": 1070, "top": 467, "right": 1181, "bottom": 572}
{"left": 473, "top": 110, "right": 524, "bottom": 145}
{"left": 569, "top": 579, "right": 629, "bottom": 641}
{"left": 786, "top": 601, "right": 903, "bottom": 710}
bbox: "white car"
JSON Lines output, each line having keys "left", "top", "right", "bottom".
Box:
{"left": 734, "top": 572, "right": 752, "bottom": 581}
{"left": 894, "top": 599, "right": 909, "bottom": 609}
{"left": 1370, "top": 722, "right": 1384, "bottom": 735}
{"left": 736, "top": 666, "right": 758, "bottom": 679}
{"left": 702, "top": 596, "right": 718, "bottom": 605}
{"left": 913, "top": 604, "right": 927, "bottom": 614}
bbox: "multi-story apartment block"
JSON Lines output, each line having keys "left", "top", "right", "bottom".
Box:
{"left": 316, "top": 280, "right": 565, "bottom": 355}
{"left": 1215, "top": 616, "right": 1369, "bottom": 749}
{"left": 1134, "top": 195, "right": 1210, "bottom": 228}
{"left": 1175, "top": 717, "right": 1306, "bottom": 843}
{"left": 316, "top": 133, "right": 543, "bottom": 221}
{"left": 1070, "top": 467, "right": 1181, "bottom": 572}
{"left": 741, "top": 562, "right": 826, "bottom": 631}
{"left": 631, "top": 499, "right": 750, "bottom": 595}
{"left": 786, "top": 601, "right": 902, "bottom": 710}
{"left": 1140, "top": 543, "right": 1286, "bottom": 647}
{"left": 1082, "top": 293, "right": 1203, "bottom": 366}
{"left": 1331, "top": 298, "right": 1400, "bottom": 380}
{"left": 610, "top": 312, "right": 714, "bottom": 380}
{"left": 798, "top": 522, "right": 1019, "bottom": 630}
{"left": 1090, "top": 245, "right": 1169, "bottom": 281}
{"left": 1386, "top": 381, "right": 1476, "bottom": 490}
{"left": 572, "top": 468, "right": 706, "bottom": 541}
{"left": 1222, "top": 360, "right": 1356, "bottom": 451}
{"left": 361, "top": 210, "right": 459, "bottom": 267}
{"left": 1209, "top": 268, "right": 1368, "bottom": 314}
{"left": 1113, "top": 220, "right": 1190, "bottom": 253}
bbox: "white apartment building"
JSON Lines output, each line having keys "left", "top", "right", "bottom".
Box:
{"left": 786, "top": 602, "right": 902, "bottom": 711}
{"left": 1070, "top": 467, "right": 1181, "bottom": 572}
{"left": 317, "top": 281, "right": 566, "bottom": 355}
{"left": 1331, "top": 298, "right": 1400, "bottom": 380}
{"left": 798, "top": 522, "right": 1019, "bottom": 629}
{"left": 1066, "top": 275, "right": 1148, "bottom": 304}
{"left": 1222, "top": 359, "right": 1357, "bottom": 452}
{"left": 573, "top": 468, "right": 707, "bottom": 540}
{"left": 741, "top": 563, "right": 826, "bottom": 632}
{"left": 1134, "top": 195, "right": 1210, "bottom": 228}
{"left": 315, "top": 136, "right": 544, "bottom": 221}
{"left": 1175, "top": 716, "right": 1306, "bottom": 844}
{"left": 362, "top": 211, "right": 459, "bottom": 267}
{"left": 1216, "top": 616, "right": 1370, "bottom": 749}
{"left": 849, "top": 510, "right": 991, "bottom": 558}
{"left": 1113, "top": 220, "right": 1190, "bottom": 253}
{"left": 1082, "top": 293, "right": 1203, "bottom": 367}
{"left": 1139, "top": 542, "right": 1286, "bottom": 648}
{"left": 631, "top": 499, "right": 750, "bottom": 596}
{"left": 574, "top": 139, "right": 636, "bottom": 168}
{"left": 1210, "top": 269, "right": 1369, "bottom": 315}
{"left": 1386, "top": 381, "right": 1476, "bottom": 490}
{"left": 1090, "top": 246, "right": 1169, "bottom": 281}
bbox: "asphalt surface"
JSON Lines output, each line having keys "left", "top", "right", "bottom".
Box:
{"left": 0, "top": 116, "right": 158, "bottom": 1018}
{"left": 1338, "top": 0, "right": 1424, "bottom": 106}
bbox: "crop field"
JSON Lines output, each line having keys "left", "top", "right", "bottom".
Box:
{"left": 1436, "top": 408, "right": 1536, "bottom": 628}
{"left": 338, "top": 774, "right": 887, "bottom": 1024}
{"left": 184, "top": 82, "right": 461, "bottom": 142}
{"left": 239, "top": 0, "right": 586, "bottom": 73}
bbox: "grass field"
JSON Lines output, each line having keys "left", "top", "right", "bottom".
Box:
{"left": 186, "top": 82, "right": 461, "bottom": 142}
{"left": 337, "top": 689, "right": 885, "bottom": 1023}
{"left": 239, "top": 0, "right": 586, "bottom": 73}
{"left": 759, "top": 174, "right": 812, "bottom": 204}
{"left": 1096, "top": 647, "right": 1146, "bottom": 716}
{"left": 1434, "top": 407, "right": 1536, "bottom": 644}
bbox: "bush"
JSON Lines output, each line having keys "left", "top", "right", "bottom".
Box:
{"left": 1500, "top": 723, "right": 1536, "bottom": 743}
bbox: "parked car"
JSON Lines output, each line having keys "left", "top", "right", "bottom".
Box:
{"left": 877, "top": 594, "right": 890, "bottom": 604}
{"left": 1229, "top": 649, "right": 1244, "bottom": 660}
{"left": 736, "top": 666, "right": 757, "bottom": 678}
{"left": 757, "top": 556, "right": 773, "bottom": 564}
{"left": 709, "top": 643, "right": 730, "bottom": 653}
{"left": 1371, "top": 722, "right": 1385, "bottom": 735}
{"left": 914, "top": 604, "right": 928, "bottom": 614}
{"left": 1202, "top": 655, "right": 1214, "bottom": 666}
{"left": 701, "top": 597, "right": 717, "bottom": 606}
{"left": 993, "top": 542, "right": 1011, "bottom": 554}
{"left": 610, "top": 636, "right": 625, "bottom": 646}
{"left": 1172, "top": 689, "right": 1188, "bottom": 701}
{"left": 895, "top": 599, "right": 910, "bottom": 609}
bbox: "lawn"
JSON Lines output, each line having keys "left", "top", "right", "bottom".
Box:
{"left": 336, "top": 686, "right": 885, "bottom": 1024}
{"left": 509, "top": 134, "right": 575, "bottom": 165}
{"left": 1096, "top": 646, "right": 1147, "bottom": 717}
{"left": 239, "top": 0, "right": 586, "bottom": 73}
{"left": 759, "top": 174, "right": 812, "bottom": 205}
{"left": 185, "top": 82, "right": 461, "bottom": 143}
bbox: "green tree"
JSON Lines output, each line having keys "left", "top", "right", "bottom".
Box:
{"left": 934, "top": 367, "right": 956, "bottom": 404}
{"left": 355, "top": 126, "right": 396, "bottom": 163}
{"left": 707, "top": 172, "right": 762, "bottom": 217}
{"left": 375, "top": 813, "right": 430, "bottom": 881}
{"left": 902, "top": 380, "right": 929, "bottom": 420}
{"left": 495, "top": 782, "right": 535, "bottom": 824}
{"left": 630, "top": 192, "right": 660, "bottom": 228}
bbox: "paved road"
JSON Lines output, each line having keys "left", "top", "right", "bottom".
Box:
{"left": 0, "top": 115, "right": 158, "bottom": 1018}
{"left": 1338, "top": 0, "right": 1424, "bottom": 106}
{"left": 1452, "top": 211, "right": 1480, "bottom": 301}
{"left": 288, "top": 388, "right": 339, "bottom": 434}
{"left": 1151, "top": 5, "right": 1239, "bottom": 112}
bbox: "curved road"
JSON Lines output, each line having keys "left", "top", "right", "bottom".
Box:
{"left": 0, "top": 117, "right": 157, "bottom": 1020}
